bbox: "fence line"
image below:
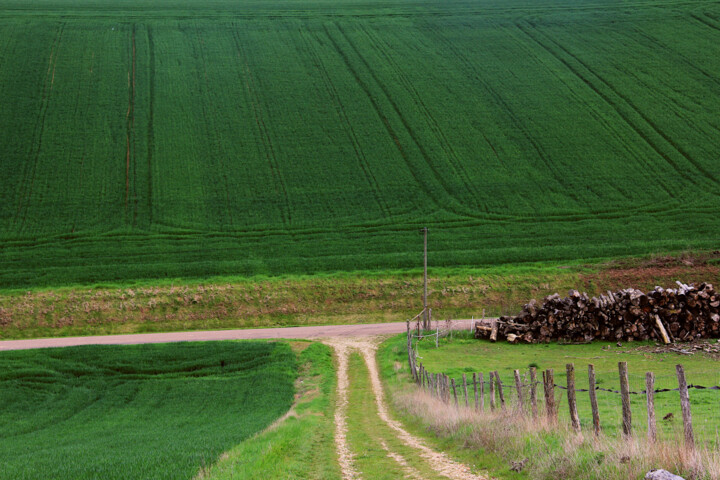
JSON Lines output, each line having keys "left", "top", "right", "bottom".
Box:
{"left": 407, "top": 327, "right": 704, "bottom": 450}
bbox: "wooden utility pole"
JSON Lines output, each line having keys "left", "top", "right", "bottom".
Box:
{"left": 423, "top": 227, "right": 429, "bottom": 330}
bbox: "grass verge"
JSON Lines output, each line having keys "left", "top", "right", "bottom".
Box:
{"left": 1, "top": 252, "right": 717, "bottom": 340}
{"left": 201, "top": 342, "right": 340, "bottom": 480}
{"left": 377, "top": 336, "right": 528, "bottom": 480}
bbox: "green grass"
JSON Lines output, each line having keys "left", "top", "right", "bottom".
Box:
{"left": 378, "top": 334, "right": 720, "bottom": 479}
{"left": 0, "top": 341, "right": 296, "bottom": 479}
{"left": 386, "top": 332, "right": 720, "bottom": 445}
{"left": 203, "top": 342, "right": 340, "bottom": 480}
{"left": 377, "top": 335, "right": 530, "bottom": 480}
{"left": 344, "top": 350, "right": 464, "bottom": 480}
{"left": 1, "top": 0, "right": 720, "bottom": 288}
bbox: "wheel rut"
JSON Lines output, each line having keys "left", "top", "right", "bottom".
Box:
{"left": 325, "top": 337, "right": 488, "bottom": 480}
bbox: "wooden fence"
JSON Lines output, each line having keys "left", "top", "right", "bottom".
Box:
{"left": 411, "top": 362, "right": 704, "bottom": 448}
{"left": 407, "top": 344, "right": 703, "bottom": 450}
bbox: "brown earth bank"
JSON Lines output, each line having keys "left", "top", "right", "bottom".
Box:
{"left": 0, "top": 252, "right": 718, "bottom": 340}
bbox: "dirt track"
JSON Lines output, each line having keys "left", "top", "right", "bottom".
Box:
{"left": 0, "top": 319, "right": 476, "bottom": 351}
{"left": 326, "top": 337, "right": 487, "bottom": 480}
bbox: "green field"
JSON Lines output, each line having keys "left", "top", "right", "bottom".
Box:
{"left": 0, "top": 341, "right": 296, "bottom": 479}
{"left": 1, "top": 0, "right": 719, "bottom": 288}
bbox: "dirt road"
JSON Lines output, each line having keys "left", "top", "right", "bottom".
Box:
{"left": 0, "top": 319, "right": 476, "bottom": 351}
{"left": 326, "top": 337, "right": 488, "bottom": 480}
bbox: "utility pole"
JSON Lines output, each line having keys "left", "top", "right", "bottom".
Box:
{"left": 423, "top": 227, "right": 429, "bottom": 330}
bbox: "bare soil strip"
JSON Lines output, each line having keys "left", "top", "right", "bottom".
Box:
{"left": 329, "top": 340, "right": 362, "bottom": 480}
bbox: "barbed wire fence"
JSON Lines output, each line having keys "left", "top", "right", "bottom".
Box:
{"left": 404, "top": 316, "right": 720, "bottom": 450}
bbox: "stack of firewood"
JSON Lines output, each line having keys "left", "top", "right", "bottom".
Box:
{"left": 475, "top": 282, "right": 720, "bottom": 344}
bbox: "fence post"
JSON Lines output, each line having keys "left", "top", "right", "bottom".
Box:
{"left": 676, "top": 364, "right": 695, "bottom": 450}
{"left": 514, "top": 369, "right": 524, "bottom": 414}
{"left": 489, "top": 372, "right": 496, "bottom": 411}
{"left": 406, "top": 320, "right": 416, "bottom": 381}
{"left": 588, "top": 364, "right": 600, "bottom": 436}
{"left": 473, "top": 373, "right": 479, "bottom": 410}
{"left": 530, "top": 367, "right": 538, "bottom": 419}
{"left": 543, "top": 369, "right": 556, "bottom": 423}
{"left": 566, "top": 363, "right": 581, "bottom": 432}
{"left": 618, "top": 361, "right": 632, "bottom": 437}
{"left": 479, "top": 372, "right": 485, "bottom": 412}
{"left": 419, "top": 364, "right": 424, "bottom": 387}
{"left": 439, "top": 374, "right": 444, "bottom": 401}
{"left": 462, "top": 373, "right": 469, "bottom": 408}
{"left": 446, "top": 375, "right": 451, "bottom": 404}
{"left": 494, "top": 371, "right": 506, "bottom": 410}
{"left": 451, "top": 378, "right": 459, "bottom": 407}
{"left": 645, "top": 372, "right": 656, "bottom": 443}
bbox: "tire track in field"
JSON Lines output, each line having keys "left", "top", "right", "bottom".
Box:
{"left": 690, "top": 12, "right": 720, "bottom": 32}
{"left": 15, "top": 23, "right": 65, "bottom": 232}
{"left": 515, "top": 21, "right": 720, "bottom": 193}
{"left": 498, "top": 24, "right": 677, "bottom": 202}
{"left": 145, "top": 25, "right": 155, "bottom": 226}
{"left": 194, "top": 27, "right": 234, "bottom": 227}
{"left": 126, "top": 24, "right": 138, "bottom": 224}
{"left": 231, "top": 25, "right": 292, "bottom": 227}
{"left": 70, "top": 152, "right": 86, "bottom": 234}
{"left": 357, "top": 24, "right": 485, "bottom": 209}
{"left": 0, "top": 0, "right": 704, "bottom": 21}
{"left": 419, "top": 21, "right": 574, "bottom": 203}
{"left": 320, "top": 24, "right": 443, "bottom": 215}
{"left": 324, "top": 23, "right": 483, "bottom": 220}
{"left": 297, "top": 26, "right": 391, "bottom": 218}
{"left": 630, "top": 23, "right": 720, "bottom": 91}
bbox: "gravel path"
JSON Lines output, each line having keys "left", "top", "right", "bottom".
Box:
{"left": 0, "top": 320, "right": 476, "bottom": 351}
{"left": 327, "top": 339, "right": 362, "bottom": 480}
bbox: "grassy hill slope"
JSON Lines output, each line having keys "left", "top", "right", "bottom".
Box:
{"left": 1, "top": 0, "right": 719, "bottom": 287}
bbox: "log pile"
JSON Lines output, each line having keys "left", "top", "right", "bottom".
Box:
{"left": 476, "top": 282, "right": 720, "bottom": 344}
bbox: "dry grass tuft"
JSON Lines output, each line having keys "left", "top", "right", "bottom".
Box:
{"left": 394, "top": 387, "right": 720, "bottom": 480}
